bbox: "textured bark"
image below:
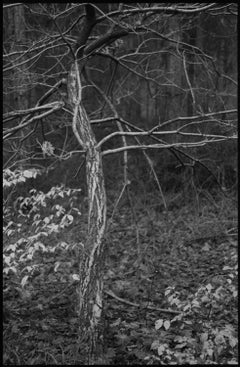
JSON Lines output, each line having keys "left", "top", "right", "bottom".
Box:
{"left": 68, "top": 61, "right": 107, "bottom": 364}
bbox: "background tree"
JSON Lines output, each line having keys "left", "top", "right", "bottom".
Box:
{"left": 3, "top": 3, "right": 237, "bottom": 364}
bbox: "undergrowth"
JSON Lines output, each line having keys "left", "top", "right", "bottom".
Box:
{"left": 3, "top": 169, "right": 238, "bottom": 365}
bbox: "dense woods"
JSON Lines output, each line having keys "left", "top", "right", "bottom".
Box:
{"left": 3, "top": 3, "right": 237, "bottom": 365}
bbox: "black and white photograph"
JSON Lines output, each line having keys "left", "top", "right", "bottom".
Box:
{"left": 3, "top": 3, "right": 237, "bottom": 365}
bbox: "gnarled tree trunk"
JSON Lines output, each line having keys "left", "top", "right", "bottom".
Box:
{"left": 68, "top": 61, "right": 107, "bottom": 364}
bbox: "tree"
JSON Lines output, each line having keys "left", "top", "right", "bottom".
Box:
{"left": 3, "top": 3, "right": 237, "bottom": 363}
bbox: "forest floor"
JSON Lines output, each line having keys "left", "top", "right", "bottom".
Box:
{"left": 3, "top": 190, "right": 238, "bottom": 365}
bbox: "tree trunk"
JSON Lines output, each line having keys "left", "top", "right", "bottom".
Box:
{"left": 68, "top": 61, "right": 107, "bottom": 364}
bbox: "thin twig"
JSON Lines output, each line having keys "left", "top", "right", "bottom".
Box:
{"left": 104, "top": 290, "right": 181, "bottom": 314}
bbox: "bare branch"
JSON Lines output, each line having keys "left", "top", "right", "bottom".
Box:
{"left": 96, "top": 4, "right": 218, "bottom": 24}
{"left": 3, "top": 3, "right": 23, "bottom": 9}
{"left": 151, "top": 110, "right": 237, "bottom": 132}
{"left": 3, "top": 102, "right": 64, "bottom": 140}
{"left": 102, "top": 138, "right": 230, "bottom": 156}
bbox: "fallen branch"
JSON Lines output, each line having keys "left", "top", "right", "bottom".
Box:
{"left": 104, "top": 290, "right": 181, "bottom": 314}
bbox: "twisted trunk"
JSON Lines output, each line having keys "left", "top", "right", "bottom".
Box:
{"left": 68, "top": 61, "right": 107, "bottom": 364}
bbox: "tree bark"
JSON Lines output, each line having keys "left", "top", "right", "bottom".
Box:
{"left": 68, "top": 61, "right": 107, "bottom": 364}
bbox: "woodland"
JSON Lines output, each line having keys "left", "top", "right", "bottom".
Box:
{"left": 3, "top": 3, "right": 238, "bottom": 365}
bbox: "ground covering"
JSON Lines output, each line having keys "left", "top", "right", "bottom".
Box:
{"left": 3, "top": 190, "right": 238, "bottom": 365}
